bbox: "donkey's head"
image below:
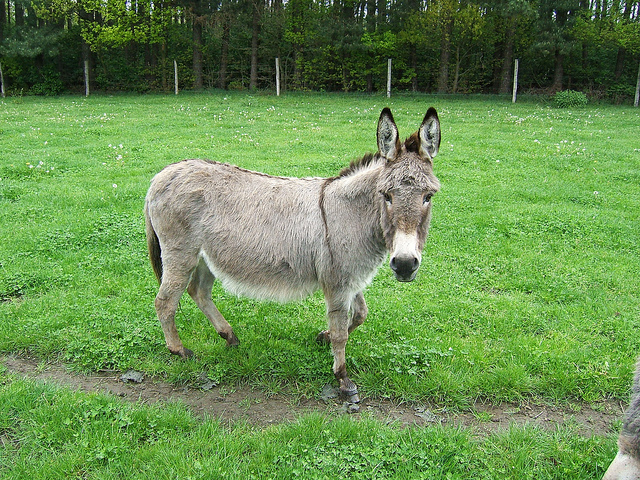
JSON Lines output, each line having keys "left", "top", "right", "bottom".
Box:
{"left": 376, "top": 107, "right": 441, "bottom": 282}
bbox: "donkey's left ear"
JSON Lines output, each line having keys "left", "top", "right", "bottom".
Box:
{"left": 419, "top": 107, "right": 440, "bottom": 159}
{"left": 377, "top": 108, "right": 400, "bottom": 160}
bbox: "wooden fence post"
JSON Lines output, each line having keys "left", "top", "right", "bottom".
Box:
{"left": 512, "top": 59, "right": 519, "bottom": 104}
{"left": 634, "top": 58, "right": 639, "bottom": 108}
{"left": 84, "top": 59, "right": 90, "bottom": 97}
{"left": 387, "top": 58, "right": 392, "bottom": 98}
{"left": 0, "top": 62, "right": 5, "bottom": 98}
{"left": 276, "top": 57, "right": 280, "bottom": 96}
{"left": 174, "top": 60, "right": 179, "bottom": 95}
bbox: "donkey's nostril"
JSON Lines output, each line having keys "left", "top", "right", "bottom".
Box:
{"left": 390, "top": 255, "right": 420, "bottom": 281}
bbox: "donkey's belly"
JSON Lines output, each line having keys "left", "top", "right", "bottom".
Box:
{"left": 199, "top": 249, "right": 320, "bottom": 303}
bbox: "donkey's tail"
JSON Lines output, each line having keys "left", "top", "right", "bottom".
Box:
{"left": 145, "top": 206, "right": 163, "bottom": 284}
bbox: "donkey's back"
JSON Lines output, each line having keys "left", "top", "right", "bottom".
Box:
{"left": 145, "top": 159, "right": 325, "bottom": 302}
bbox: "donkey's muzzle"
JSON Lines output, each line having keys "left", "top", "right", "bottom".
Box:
{"left": 390, "top": 255, "right": 419, "bottom": 282}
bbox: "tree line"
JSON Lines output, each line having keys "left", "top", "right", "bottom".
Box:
{"left": 0, "top": 0, "right": 639, "bottom": 99}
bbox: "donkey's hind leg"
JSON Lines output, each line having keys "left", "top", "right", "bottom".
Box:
{"left": 155, "top": 256, "right": 198, "bottom": 358}
{"left": 348, "top": 292, "right": 368, "bottom": 334}
{"left": 187, "top": 261, "right": 239, "bottom": 347}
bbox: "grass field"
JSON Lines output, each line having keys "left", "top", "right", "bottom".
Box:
{"left": 1, "top": 92, "right": 639, "bottom": 478}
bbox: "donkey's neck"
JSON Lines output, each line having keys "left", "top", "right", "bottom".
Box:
{"left": 322, "top": 157, "right": 387, "bottom": 251}
{"left": 328, "top": 155, "right": 385, "bottom": 201}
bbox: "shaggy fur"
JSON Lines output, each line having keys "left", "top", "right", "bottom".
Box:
{"left": 144, "top": 108, "right": 441, "bottom": 401}
{"left": 603, "top": 358, "right": 640, "bottom": 479}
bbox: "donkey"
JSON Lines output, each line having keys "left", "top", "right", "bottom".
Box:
{"left": 144, "top": 107, "right": 441, "bottom": 402}
{"left": 603, "top": 358, "right": 640, "bottom": 480}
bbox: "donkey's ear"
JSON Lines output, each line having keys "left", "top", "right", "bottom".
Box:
{"left": 419, "top": 107, "right": 440, "bottom": 159}
{"left": 377, "top": 108, "right": 400, "bottom": 160}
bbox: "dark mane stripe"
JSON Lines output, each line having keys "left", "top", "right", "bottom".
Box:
{"left": 334, "top": 152, "right": 382, "bottom": 179}
{"left": 334, "top": 132, "right": 423, "bottom": 181}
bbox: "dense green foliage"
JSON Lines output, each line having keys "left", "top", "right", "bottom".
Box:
{"left": 554, "top": 89, "right": 589, "bottom": 108}
{"left": 0, "top": 0, "right": 639, "bottom": 98}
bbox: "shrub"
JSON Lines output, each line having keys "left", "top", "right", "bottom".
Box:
{"left": 607, "top": 83, "right": 635, "bottom": 104}
{"left": 29, "top": 67, "right": 65, "bottom": 96}
{"left": 554, "top": 90, "right": 588, "bottom": 108}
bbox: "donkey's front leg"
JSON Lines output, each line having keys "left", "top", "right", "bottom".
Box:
{"left": 316, "top": 291, "right": 367, "bottom": 345}
{"left": 326, "top": 300, "right": 360, "bottom": 404}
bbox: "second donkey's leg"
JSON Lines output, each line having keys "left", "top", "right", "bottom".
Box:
{"left": 187, "top": 261, "right": 239, "bottom": 346}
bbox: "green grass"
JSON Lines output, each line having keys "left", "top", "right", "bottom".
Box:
{"left": 1, "top": 92, "right": 639, "bottom": 477}
{"left": 0, "top": 374, "right": 615, "bottom": 479}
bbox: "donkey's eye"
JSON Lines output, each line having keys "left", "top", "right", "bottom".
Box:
{"left": 423, "top": 194, "right": 432, "bottom": 204}
{"left": 383, "top": 192, "right": 392, "bottom": 204}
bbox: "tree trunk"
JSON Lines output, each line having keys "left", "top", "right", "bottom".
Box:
{"left": 82, "top": 39, "right": 91, "bottom": 94}
{"left": 0, "top": 61, "right": 5, "bottom": 97}
{"left": 498, "top": 17, "right": 516, "bottom": 94}
{"left": 376, "top": 0, "right": 386, "bottom": 25}
{"left": 552, "top": 49, "right": 564, "bottom": 92}
{"left": 615, "top": 47, "right": 626, "bottom": 81}
{"left": 452, "top": 45, "right": 460, "bottom": 93}
{"left": 15, "top": 2, "right": 24, "bottom": 26}
{"left": 410, "top": 43, "right": 417, "bottom": 92}
{"left": 0, "top": 0, "right": 6, "bottom": 44}
{"left": 366, "top": 0, "right": 376, "bottom": 31}
{"left": 635, "top": 54, "right": 639, "bottom": 107}
{"left": 292, "top": 46, "right": 301, "bottom": 89}
{"left": 437, "top": 18, "right": 453, "bottom": 94}
{"left": 161, "top": 41, "right": 168, "bottom": 91}
{"left": 249, "top": 0, "right": 261, "bottom": 90}
{"left": 193, "top": 17, "right": 203, "bottom": 90}
{"left": 219, "top": 16, "right": 230, "bottom": 89}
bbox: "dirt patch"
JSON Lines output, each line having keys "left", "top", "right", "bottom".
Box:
{"left": 2, "top": 355, "right": 624, "bottom": 436}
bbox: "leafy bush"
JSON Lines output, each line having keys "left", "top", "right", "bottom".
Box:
{"left": 607, "top": 83, "right": 636, "bottom": 104}
{"left": 29, "top": 67, "right": 65, "bottom": 95}
{"left": 554, "top": 90, "right": 588, "bottom": 108}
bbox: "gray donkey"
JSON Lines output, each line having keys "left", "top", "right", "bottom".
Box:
{"left": 603, "top": 358, "right": 640, "bottom": 479}
{"left": 144, "top": 107, "right": 441, "bottom": 402}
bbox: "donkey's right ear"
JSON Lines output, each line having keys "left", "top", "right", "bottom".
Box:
{"left": 377, "top": 108, "right": 400, "bottom": 160}
{"left": 419, "top": 107, "right": 440, "bottom": 159}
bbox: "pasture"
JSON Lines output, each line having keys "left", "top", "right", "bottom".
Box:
{"left": 1, "top": 92, "right": 639, "bottom": 478}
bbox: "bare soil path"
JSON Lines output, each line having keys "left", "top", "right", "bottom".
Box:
{"left": 2, "top": 355, "right": 624, "bottom": 436}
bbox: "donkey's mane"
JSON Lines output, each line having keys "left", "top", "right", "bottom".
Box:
{"left": 334, "top": 153, "right": 382, "bottom": 179}
{"left": 334, "top": 133, "right": 423, "bottom": 180}
{"left": 190, "top": 130, "right": 423, "bottom": 185}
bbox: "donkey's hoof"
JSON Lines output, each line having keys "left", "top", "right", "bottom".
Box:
{"left": 338, "top": 376, "right": 360, "bottom": 403}
{"left": 316, "top": 330, "right": 331, "bottom": 345}
{"left": 183, "top": 348, "right": 195, "bottom": 358}
{"left": 340, "top": 388, "right": 360, "bottom": 404}
{"left": 169, "top": 347, "right": 194, "bottom": 359}
{"left": 221, "top": 331, "right": 240, "bottom": 347}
